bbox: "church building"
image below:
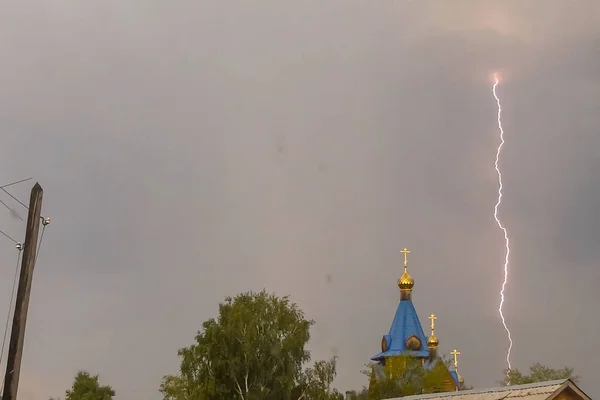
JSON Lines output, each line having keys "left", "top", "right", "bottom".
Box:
{"left": 369, "top": 248, "right": 465, "bottom": 394}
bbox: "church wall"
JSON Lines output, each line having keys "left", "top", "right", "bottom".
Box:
{"left": 422, "top": 362, "right": 457, "bottom": 393}
{"left": 369, "top": 356, "right": 457, "bottom": 395}
{"left": 385, "top": 355, "right": 423, "bottom": 377}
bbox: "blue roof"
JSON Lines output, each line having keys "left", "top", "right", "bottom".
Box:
{"left": 449, "top": 370, "right": 459, "bottom": 385}
{"left": 371, "top": 298, "right": 430, "bottom": 360}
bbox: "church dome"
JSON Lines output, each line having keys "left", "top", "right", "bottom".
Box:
{"left": 427, "top": 333, "right": 439, "bottom": 348}
{"left": 398, "top": 268, "right": 414, "bottom": 290}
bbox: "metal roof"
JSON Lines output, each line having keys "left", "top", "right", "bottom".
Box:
{"left": 371, "top": 298, "right": 430, "bottom": 360}
{"left": 387, "top": 379, "right": 591, "bottom": 400}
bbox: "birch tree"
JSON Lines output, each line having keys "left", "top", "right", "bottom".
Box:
{"left": 160, "top": 290, "right": 342, "bottom": 400}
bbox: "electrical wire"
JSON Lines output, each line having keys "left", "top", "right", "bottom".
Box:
{"left": 0, "top": 225, "right": 47, "bottom": 361}
{"left": 0, "top": 223, "right": 47, "bottom": 393}
{"left": 0, "top": 177, "right": 31, "bottom": 220}
{"left": 0, "top": 199, "right": 22, "bottom": 221}
{"left": 0, "top": 188, "right": 28, "bottom": 211}
{"left": 35, "top": 225, "right": 46, "bottom": 263}
{"left": 0, "top": 178, "right": 31, "bottom": 189}
{"left": 0, "top": 230, "right": 17, "bottom": 244}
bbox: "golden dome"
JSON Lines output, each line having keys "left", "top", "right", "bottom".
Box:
{"left": 427, "top": 333, "right": 439, "bottom": 348}
{"left": 398, "top": 267, "right": 414, "bottom": 291}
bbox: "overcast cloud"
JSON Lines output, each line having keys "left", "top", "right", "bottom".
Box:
{"left": 0, "top": 1, "right": 599, "bottom": 399}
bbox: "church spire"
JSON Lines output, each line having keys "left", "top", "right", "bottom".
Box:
{"left": 398, "top": 248, "right": 414, "bottom": 300}
{"left": 427, "top": 314, "right": 439, "bottom": 361}
{"left": 451, "top": 349, "right": 460, "bottom": 371}
{"left": 427, "top": 314, "right": 439, "bottom": 348}
{"left": 451, "top": 349, "right": 464, "bottom": 389}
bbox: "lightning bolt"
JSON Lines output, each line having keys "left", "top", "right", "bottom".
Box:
{"left": 492, "top": 74, "right": 513, "bottom": 377}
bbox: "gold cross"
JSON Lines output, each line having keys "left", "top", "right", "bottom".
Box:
{"left": 429, "top": 314, "right": 437, "bottom": 331}
{"left": 451, "top": 349, "right": 460, "bottom": 369}
{"left": 400, "top": 248, "right": 411, "bottom": 267}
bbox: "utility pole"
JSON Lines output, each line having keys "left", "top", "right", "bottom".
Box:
{"left": 2, "top": 183, "right": 43, "bottom": 400}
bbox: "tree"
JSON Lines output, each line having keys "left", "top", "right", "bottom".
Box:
{"left": 348, "top": 356, "right": 458, "bottom": 399}
{"left": 502, "top": 363, "right": 579, "bottom": 386}
{"left": 160, "top": 290, "right": 342, "bottom": 400}
{"left": 65, "top": 371, "right": 115, "bottom": 400}
{"left": 294, "top": 357, "right": 344, "bottom": 400}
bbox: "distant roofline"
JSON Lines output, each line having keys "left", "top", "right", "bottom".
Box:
{"left": 395, "top": 379, "right": 578, "bottom": 400}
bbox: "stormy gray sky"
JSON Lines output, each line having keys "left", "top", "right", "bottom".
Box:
{"left": 0, "top": 1, "right": 599, "bottom": 398}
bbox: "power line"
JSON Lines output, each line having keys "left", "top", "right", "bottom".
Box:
{"left": 0, "top": 178, "right": 33, "bottom": 211}
{"left": 35, "top": 224, "right": 47, "bottom": 264}
{"left": 0, "top": 178, "right": 31, "bottom": 190}
{"left": 0, "top": 189, "right": 28, "bottom": 211}
{"left": 0, "top": 178, "right": 36, "bottom": 245}
{"left": 0, "top": 230, "right": 17, "bottom": 244}
{"left": 0, "top": 178, "right": 32, "bottom": 218}
{"left": 0, "top": 200, "right": 22, "bottom": 221}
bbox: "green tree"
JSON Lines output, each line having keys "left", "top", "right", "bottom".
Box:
{"left": 65, "top": 371, "right": 115, "bottom": 400}
{"left": 371, "top": 357, "right": 425, "bottom": 398}
{"left": 160, "top": 290, "right": 342, "bottom": 400}
{"left": 348, "top": 356, "right": 457, "bottom": 400}
{"left": 294, "top": 357, "right": 344, "bottom": 400}
{"left": 502, "top": 363, "right": 579, "bottom": 386}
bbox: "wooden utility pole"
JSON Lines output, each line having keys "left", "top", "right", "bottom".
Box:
{"left": 2, "top": 183, "right": 43, "bottom": 400}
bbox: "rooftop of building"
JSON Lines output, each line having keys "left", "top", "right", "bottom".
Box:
{"left": 387, "top": 379, "right": 590, "bottom": 400}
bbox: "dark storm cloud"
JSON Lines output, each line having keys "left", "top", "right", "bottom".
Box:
{"left": 0, "top": 1, "right": 598, "bottom": 399}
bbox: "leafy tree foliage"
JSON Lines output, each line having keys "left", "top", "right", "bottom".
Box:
{"left": 160, "top": 290, "right": 342, "bottom": 400}
{"left": 348, "top": 356, "right": 457, "bottom": 399}
{"left": 65, "top": 371, "right": 115, "bottom": 400}
{"left": 294, "top": 358, "right": 344, "bottom": 400}
{"left": 502, "top": 363, "right": 579, "bottom": 386}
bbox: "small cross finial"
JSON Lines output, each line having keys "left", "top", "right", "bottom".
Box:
{"left": 400, "top": 248, "right": 411, "bottom": 267}
{"left": 451, "top": 349, "right": 460, "bottom": 370}
{"left": 429, "top": 314, "right": 437, "bottom": 332}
